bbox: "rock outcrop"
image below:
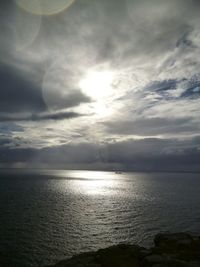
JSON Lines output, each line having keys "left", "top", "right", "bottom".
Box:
{"left": 47, "top": 232, "right": 200, "bottom": 267}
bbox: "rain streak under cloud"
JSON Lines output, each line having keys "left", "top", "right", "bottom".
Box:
{"left": 0, "top": 0, "right": 200, "bottom": 171}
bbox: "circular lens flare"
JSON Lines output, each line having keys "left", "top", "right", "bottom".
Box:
{"left": 15, "top": 0, "right": 75, "bottom": 16}
{"left": 14, "top": 7, "right": 41, "bottom": 50}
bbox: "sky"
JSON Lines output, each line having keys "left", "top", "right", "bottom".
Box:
{"left": 0, "top": 0, "right": 200, "bottom": 171}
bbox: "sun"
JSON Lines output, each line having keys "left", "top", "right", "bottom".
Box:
{"left": 79, "top": 70, "right": 114, "bottom": 100}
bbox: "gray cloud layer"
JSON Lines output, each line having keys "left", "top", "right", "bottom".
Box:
{"left": 0, "top": 111, "right": 83, "bottom": 122}
{"left": 104, "top": 117, "right": 200, "bottom": 137}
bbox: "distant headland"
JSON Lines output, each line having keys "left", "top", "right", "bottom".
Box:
{"left": 47, "top": 232, "right": 200, "bottom": 267}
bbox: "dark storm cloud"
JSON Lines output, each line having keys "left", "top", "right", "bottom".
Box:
{"left": 105, "top": 138, "right": 200, "bottom": 172}
{"left": 0, "top": 1, "right": 13, "bottom": 61}
{"left": 0, "top": 110, "right": 83, "bottom": 122}
{"left": 0, "top": 123, "right": 23, "bottom": 134}
{"left": 0, "top": 137, "right": 199, "bottom": 172}
{"left": 142, "top": 79, "right": 178, "bottom": 101}
{"left": 0, "top": 63, "right": 90, "bottom": 121}
{"left": 143, "top": 75, "right": 200, "bottom": 100}
{"left": 0, "top": 64, "right": 46, "bottom": 113}
{"left": 146, "top": 80, "right": 177, "bottom": 94}
{"left": 61, "top": 91, "right": 91, "bottom": 108}
{"left": 118, "top": 71, "right": 200, "bottom": 114}
{"left": 42, "top": 89, "right": 91, "bottom": 111}
{"left": 180, "top": 76, "right": 200, "bottom": 99}
{"left": 0, "top": 146, "right": 37, "bottom": 163}
{"left": 0, "top": 138, "right": 11, "bottom": 146}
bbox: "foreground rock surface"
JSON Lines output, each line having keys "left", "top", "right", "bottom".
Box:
{"left": 47, "top": 233, "right": 200, "bottom": 267}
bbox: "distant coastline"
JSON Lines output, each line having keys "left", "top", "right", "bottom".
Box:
{"left": 0, "top": 168, "right": 200, "bottom": 174}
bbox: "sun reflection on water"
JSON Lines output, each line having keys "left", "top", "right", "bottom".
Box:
{"left": 73, "top": 179, "right": 115, "bottom": 195}
{"left": 65, "top": 171, "right": 120, "bottom": 196}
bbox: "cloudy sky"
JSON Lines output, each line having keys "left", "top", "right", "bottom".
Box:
{"left": 0, "top": 0, "right": 200, "bottom": 171}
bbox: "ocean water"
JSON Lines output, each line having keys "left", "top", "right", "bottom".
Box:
{"left": 0, "top": 170, "right": 200, "bottom": 267}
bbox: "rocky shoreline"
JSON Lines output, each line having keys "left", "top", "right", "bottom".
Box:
{"left": 47, "top": 232, "right": 200, "bottom": 267}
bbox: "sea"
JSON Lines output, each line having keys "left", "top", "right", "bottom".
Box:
{"left": 0, "top": 169, "right": 200, "bottom": 267}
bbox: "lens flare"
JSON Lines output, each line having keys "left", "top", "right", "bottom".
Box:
{"left": 14, "top": 7, "right": 41, "bottom": 50}
{"left": 42, "top": 62, "right": 80, "bottom": 111}
{"left": 15, "top": 0, "right": 75, "bottom": 16}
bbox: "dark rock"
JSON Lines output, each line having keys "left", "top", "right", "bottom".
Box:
{"left": 188, "top": 262, "right": 200, "bottom": 267}
{"left": 46, "top": 233, "right": 200, "bottom": 267}
{"left": 139, "top": 248, "right": 152, "bottom": 258}
{"left": 154, "top": 232, "right": 193, "bottom": 247}
{"left": 144, "top": 254, "right": 165, "bottom": 263}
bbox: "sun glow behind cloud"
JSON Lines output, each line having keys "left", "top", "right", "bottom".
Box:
{"left": 79, "top": 70, "right": 114, "bottom": 99}
{"left": 78, "top": 69, "right": 115, "bottom": 117}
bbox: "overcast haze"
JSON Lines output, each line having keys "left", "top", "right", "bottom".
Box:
{"left": 0, "top": 0, "right": 200, "bottom": 171}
